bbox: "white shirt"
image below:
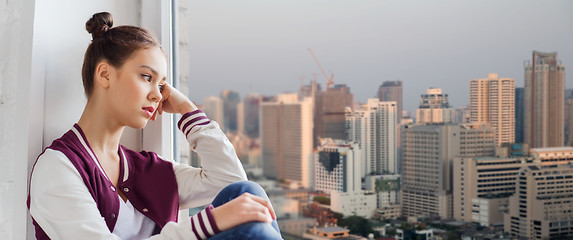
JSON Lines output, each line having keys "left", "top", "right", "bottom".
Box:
{"left": 113, "top": 199, "right": 156, "bottom": 239}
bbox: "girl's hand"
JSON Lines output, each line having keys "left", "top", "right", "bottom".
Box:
{"left": 151, "top": 82, "right": 197, "bottom": 120}
{"left": 210, "top": 193, "right": 277, "bottom": 231}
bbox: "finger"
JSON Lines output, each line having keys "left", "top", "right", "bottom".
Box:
{"left": 151, "top": 108, "right": 157, "bottom": 121}
{"left": 160, "top": 81, "right": 171, "bottom": 100}
{"left": 246, "top": 205, "right": 272, "bottom": 223}
{"left": 245, "top": 194, "right": 277, "bottom": 220}
{"left": 157, "top": 102, "right": 163, "bottom": 115}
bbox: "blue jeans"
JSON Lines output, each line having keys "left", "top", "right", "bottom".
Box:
{"left": 208, "top": 181, "right": 282, "bottom": 240}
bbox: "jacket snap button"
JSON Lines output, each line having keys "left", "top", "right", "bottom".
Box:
{"left": 123, "top": 187, "right": 130, "bottom": 193}
{"left": 143, "top": 208, "right": 149, "bottom": 212}
{"left": 111, "top": 213, "right": 116, "bottom": 219}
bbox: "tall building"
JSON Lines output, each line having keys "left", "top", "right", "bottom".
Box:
{"left": 470, "top": 73, "right": 515, "bottom": 145}
{"left": 401, "top": 123, "right": 495, "bottom": 219}
{"left": 221, "top": 90, "right": 241, "bottom": 132}
{"left": 504, "top": 163, "right": 573, "bottom": 239}
{"left": 261, "top": 93, "right": 314, "bottom": 188}
{"left": 416, "top": 88, "right": 453, "bottom": 124}
{"left": 515, "top": 87, "right": 525, "bottom": 143}
{"left": 242, "top": 93, "right": 261, "bottom": 138}
{"left": 298, "top": 81, "right": 354, "bottom": 147}
{"left": 566, "top": 90, "right": 573, "bottom": 146}
{"left": 314, "top": 138, "right": 362, "bottom": 194}
{"left": 347, "top": 99, "right": 397, "bottom": 176}
{"left": 315, "top": 85, "right": 354, "bottom": 144}
{"left": 524, "top": 51, "right": 566, "bottom": 148}
{"left": 377, "top": 80, "right": 403, "bottom": 123}
{"left": 203, "top": 96, "right": 224, "bottom": 126}
{"left": 378, "top": 81, "right": 403, "bottom": 174}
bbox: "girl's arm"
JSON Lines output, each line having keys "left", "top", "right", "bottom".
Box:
{"left": 29, "top": 149, "right": 221, "bottom": 240}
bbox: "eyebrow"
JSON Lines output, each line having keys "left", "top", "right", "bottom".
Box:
{"left": 139, "top": 65, "right": 166, "bottom": 80}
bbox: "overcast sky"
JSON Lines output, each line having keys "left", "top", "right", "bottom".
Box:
{"left": 185, "top": 0, "right": 573, "bottom": 112}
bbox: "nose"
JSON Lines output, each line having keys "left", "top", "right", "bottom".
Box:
{"left": 149, "top": 85, "right": 163, "bottom": 103}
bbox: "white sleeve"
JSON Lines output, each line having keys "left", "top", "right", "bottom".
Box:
{"left": 175, "top": 111, "right": 248, "bottom": 209}
{"left": 29, "top": 149, "right": 121, "bottom": 240}
{"left": 30, "top": 149, "right": 218, "bottom": 240}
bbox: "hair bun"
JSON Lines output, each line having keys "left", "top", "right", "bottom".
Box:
{"left": 86, "top": 12, "right": 113, "bottom": 39}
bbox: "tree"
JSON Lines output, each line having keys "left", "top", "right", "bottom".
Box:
{"left": 313, "top": 196, "right": 330, "bottom": 205}
{"left": 338, "top": 216, "right": 380, "bottom": 238}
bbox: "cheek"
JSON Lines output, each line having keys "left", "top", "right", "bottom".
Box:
{"left": 114, "top": 80, "right": 146, "bottom": 106}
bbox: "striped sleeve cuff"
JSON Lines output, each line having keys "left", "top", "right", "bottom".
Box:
{"left": 178, "top": 110, "right": 211, "bottom": 138}
{"left": 190, "top": 205, "right": 221, "bottom": 239}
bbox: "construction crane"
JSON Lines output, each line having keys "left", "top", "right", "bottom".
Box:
{"left": 307, "top": 48, "right": 334, "bottom": 89}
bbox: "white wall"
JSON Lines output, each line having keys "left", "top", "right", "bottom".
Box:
{"left": 0, "top": 1, "right": 36, "bottom": 239}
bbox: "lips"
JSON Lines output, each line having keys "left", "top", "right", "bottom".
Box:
{"left": 142, "top": 107, "right": 155, "bottom": 118}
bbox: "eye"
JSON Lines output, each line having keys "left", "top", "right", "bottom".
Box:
{"left": 158, "top": 84, "right": 164, "bottom": 92}
{"left": 141, "top": 74, "right": 152, "bottom": 82}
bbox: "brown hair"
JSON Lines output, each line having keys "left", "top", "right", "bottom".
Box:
{"left": 82, "top": 12, "right": 160, "bottom": 97}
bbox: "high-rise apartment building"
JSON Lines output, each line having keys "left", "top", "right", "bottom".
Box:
{"left": 416, "top": 88, "right": 453, "bottom": 124}
{"left": 261, "top": 93, "right": 314, "bottom": 188}
{"left": 203, "top": 96, "right": 224, "bottom": 127}
{"left": 524, "top": 51, "right": 566, "bottom": 148}
{"left": 221, "top": 90, "right": 241, "bottom": 132}
{"left": 314, "top": 138, "right": 362, "bottom": 194}
{"left": 378, "top": 81, "right": 403, "bottom": 123}
{"left": 378, "top": 81, "right": 403, "bottom": 174}
{"left": 566, "top": 90, "right": 573, "bottom": 146}
{"left": 470, "top": 73, "right": 515, "bottom": 145}
{"left": 504, "top": 163, "right": 573, "bottom": 239}
{"left": 241, "top": 93, "right": 261, "bottom": 138}
{"left": 401, "top": 123, "right": 495, "bottom": 219}
{"left": 515, "top": 87, "right": 525, "bottom": 143}
{"left": 347, "top": 99, "right": 397, "bottom": 176}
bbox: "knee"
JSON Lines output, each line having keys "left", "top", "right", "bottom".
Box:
{"left": 224, "top": 181, "right": 267, "bottom": 198}
{"left": 235, "top": 221, "right": 282, "bottom": 240}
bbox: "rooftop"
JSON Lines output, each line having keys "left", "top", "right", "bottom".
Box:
{"left": 317, "top": 226, "right": 350, "bottom": 233}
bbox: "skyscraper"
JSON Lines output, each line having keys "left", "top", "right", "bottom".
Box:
{"left": 515, "top": 87, "right": 525, "bottom": 143}
{"left": 565, "top": 90, "right": 573, "bottom": 146}
{"left": 203, "top": 96, "right": 224, "bottom": 127}
{"left": 242, "top": 93, "right": 261, "bottom": 138}
{"left": 401, "top": 123, "right": 495, "bottom": 219}
{"left": 315, "top": 84, "right": 354, "bottom": 143}
{"left": 470, "top": 73, "right": 515, "bottom": 145}
{"left": 416, "top": 88, "right": 453, "bottom": 124}
{"left": 221, "top": 90, "right": 241, "bottom": 132}
{"left": 347, "top": 99, "right": 397, "bottom": 176}
{"left": 261, "top": 93, "right": 314, "bottom": 188}
{"left": 378, "top": 81, "right": 404, "bottom": 173}
{"left": 377, "top": 81, "right": 403, "bottom": 123}
{"left": 524, "top": 51, "right": 566, "bottom": 148}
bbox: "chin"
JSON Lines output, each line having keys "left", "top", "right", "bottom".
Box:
{"left": 128, "top": 120, "right": 149, "bottom": 129}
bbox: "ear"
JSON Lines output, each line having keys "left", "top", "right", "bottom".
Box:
{"left": 94, "top": 61, "right": 113, "bottom": 89}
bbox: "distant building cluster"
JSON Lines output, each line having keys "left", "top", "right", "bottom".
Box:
{"left": 198, "top": 50, "right": 569, "bottom": 240}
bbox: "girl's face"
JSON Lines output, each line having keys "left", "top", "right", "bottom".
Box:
{"left": 106, "top": 46, "right": 167, "bottom": 129}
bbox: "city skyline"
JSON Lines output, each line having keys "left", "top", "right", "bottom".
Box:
{"left": 186, "top": 0, "right": 573, "bottom": 112}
